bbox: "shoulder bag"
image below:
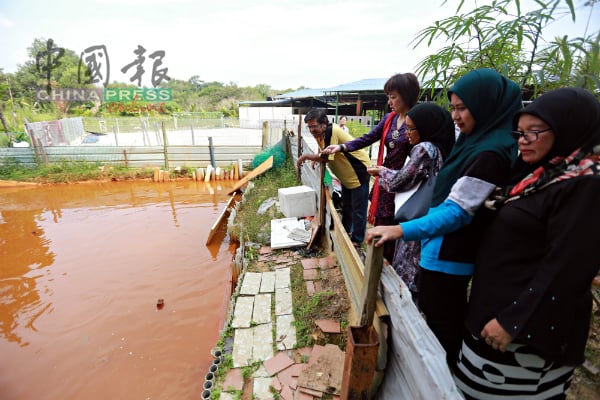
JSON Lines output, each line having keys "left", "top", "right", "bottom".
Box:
{"left": 394, "top": 159, "right": 437, "bottom": 223}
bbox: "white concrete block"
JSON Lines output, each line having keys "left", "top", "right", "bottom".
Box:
{"left": 278, "top": 185, "right": 316, "bottom": 218}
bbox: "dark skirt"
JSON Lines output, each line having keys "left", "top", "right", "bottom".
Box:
{"left": 454, "top": 334, "right": 574, "bottom": 399}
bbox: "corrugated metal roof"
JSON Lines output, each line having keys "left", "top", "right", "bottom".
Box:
{"left": 273, "top": 78, "right": 387, "bottom": 99}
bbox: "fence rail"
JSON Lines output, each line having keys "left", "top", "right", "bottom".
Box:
{"left": 2, "top": 121, "right": 287, "bottom": 169}
{"left": 0, "top": 145, "right": 265, "bottom": 169}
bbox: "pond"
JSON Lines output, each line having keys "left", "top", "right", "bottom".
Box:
{"left": 0, "top": 179, "right": 237, "bottom": 399}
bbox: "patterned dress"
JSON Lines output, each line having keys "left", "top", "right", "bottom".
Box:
{"left": 378, "top": 142, "right": 443, "bottom": 293}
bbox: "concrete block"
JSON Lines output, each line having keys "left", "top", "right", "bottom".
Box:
{"left": 278, "top": 185, "right": 316, "bottom": 218}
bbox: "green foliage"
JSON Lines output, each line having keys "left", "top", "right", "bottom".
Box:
{"left": 347, "top": 120, "right": 370, "bottom": 138}
{"left": 0, "top": 158, "right": 155, "bottom": 182}
{"left": 412, "top": 0, "right": 599, "bottom": 101}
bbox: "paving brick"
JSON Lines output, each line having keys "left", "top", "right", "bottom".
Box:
{"left": 275, "top": 267, "right": 291, "bottom": 288}
{"left": 231, "top": 296, "right": 254, "bottom": 328}
{"left": 303, "top": 268, "right": 319, "bottom": 281}
{"left": 275, "top": 287, "right": 293, "bottom": 315}
{"left": 260, "top": 271, "right": 276, "bottom": 293}
{"left": 306, "top": 281, "right": 316, "bottom": 296}
{"left": 316, "top": 319, "right": 341, "bottom": 333}
{"left": 277, "top": 365, "right": 299, "bottom": 390}
{"left": 264, "top": 352, "right": 295, "bottom": 376}
{"left": 222, "top": 368, "right": 244, "bottom": 392}
{"left": 253, "top": 376, "right": 274, "bottom": 399}
{"left": 253, "top": 323, "right": 274, "bottom": 362}
{"left": 301, "top": 258, "right": 320, "bottom": 270}
{"left": 280, "top": 384, "right": 295, "bottom": 400}
{"left": 253, "top": 294, "right": 272, "bottom": 324}
{"left": 240, "top": 272, "right": 262, "bottom": 295}
{"left": 220, "top": 392, "right": 238, "bottom": 400}
{"left": 276, "top": 314, "right": 296, "bottom": 351}
{"left": 259, "top": 246, "right": 272, "bottom": 254}
{"left": 232, "top": 327, "right": 254, "bottom": 367}
{"left": 254, "top": 364, "right": 271, "bottom": 378}
{"left": 319, "top": 255, "right": 338, "bottom": 269}
{"left": 271, "top": 377, "right": 282, "bottom": 392}
{"left": 314, "top": 281, "right": 323, "bottom": 292}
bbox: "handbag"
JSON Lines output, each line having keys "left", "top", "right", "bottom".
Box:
{"left": 394, "top": 162, "right": 437, "bottom": 223}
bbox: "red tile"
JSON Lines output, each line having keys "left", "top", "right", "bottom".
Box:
{"left": 297, "top": 347, "right": 312, "bottom": 359}
{"left": 303, "top": 269, "right": 319, "bottom": 280}
{"left": 280, "top": 384, "right": 295, "bottom": 400}
{"left": 259, "top": 246, "right": 272, "bottom": 254}
{"left": 306, "top": 281, "right": 315, "bottom": 296}
{"left": 271, "top": 377, "right": 282, "bottom": 392}
{"left": 316, "top": 319, "right": 341, "bottom": 333}
{"left": 264, "top": 352, "right": 295, "bottom": 376}
{"left": 222, "top": 368, "right": 244, "bottom": 392}
{"left": 318, "top": 255, "right": 338, "bottom": 269}
{"left": 314, "top": 281, "right": 323, "bottom": 292}
{"left": 301, "top": 258, "right": 319, "bottom": 270}
{"left": 287, "top": 363, "right": 306, "bottom": 377}
{"left": 277, "top": 365, "right": 300, "bottom": 389}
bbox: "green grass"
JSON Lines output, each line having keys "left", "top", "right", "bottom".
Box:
{"left": 0, "top": 158, "right": 157, "bottom": 183}
{"left": 228, "top": 157, "right": 298, "bottom": 244}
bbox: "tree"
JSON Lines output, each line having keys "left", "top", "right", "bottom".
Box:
{"left": 412, "top": 0, "right": 599, "bottom": 101}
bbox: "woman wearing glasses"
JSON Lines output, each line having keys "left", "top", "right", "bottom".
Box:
{"left": 454, "top": 88, "right": 600, "bottom": 399}
{"left": 366, "top": 68, "right": 522, "bottom": 368}
{"left": 366, "top": 102, "right": 455, "bottom": 299}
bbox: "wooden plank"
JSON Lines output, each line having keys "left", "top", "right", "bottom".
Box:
{"left": 227, "top": 155, "right": 274, "bottom": 195}
{"left": 205, "top": 195, "right": 236, "bottom": 245}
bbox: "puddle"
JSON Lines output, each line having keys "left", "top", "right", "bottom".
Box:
{"left": 0, "top": 180, "right": 237, "bottom": 399}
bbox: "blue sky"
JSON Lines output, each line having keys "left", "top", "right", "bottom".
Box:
{"left": 0, "top": 0, "right": 598, "bottom": 90}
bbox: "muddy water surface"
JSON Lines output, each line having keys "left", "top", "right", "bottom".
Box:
{"left": 0, "top": 180, "right": 237, "bottom": 400}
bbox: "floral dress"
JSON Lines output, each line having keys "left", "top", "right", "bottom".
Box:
{"left": 378, "top": 142, "right": 443, "bottom": 293}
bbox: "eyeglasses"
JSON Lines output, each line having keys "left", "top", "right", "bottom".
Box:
{"left": 405, "top": 126, "right": 418, "bottom": 133}
{"left": 511, "top": 127, "right": 552, "bottom": 143}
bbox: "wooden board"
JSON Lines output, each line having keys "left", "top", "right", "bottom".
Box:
{"left": 227, "top": 155, "right": 274, "bottom": 195}
{"left": 205, "top": 195, "right": 236, "bottom": 245}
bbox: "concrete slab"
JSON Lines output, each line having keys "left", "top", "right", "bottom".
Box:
{"left": 275, "top": 267, "right": 291, "bottom": 289}
{"left": 275, "top": 287, "right": 293, "bottom": 315}
{"left": 253, "top": 323, "right": 274, "bottom": 362}
{"left": 232, "top": 327, "right": 254, "bottom": 367}
{"left": 240, "top": 272, "right": 262, "bottom": 295}
{"left": 220, "top": 392, "right": 238, "bottom": 400}
{"left": 271, "top": 218, "right": 307, "bottom": 250}
{"left": 253, "top": 293, "right": 272, "bottom": 324}
{"left": 276, "top": 314, "right": 297, "bottom": 351}
{"left": 231, "top": 296, "right": 255, "bottom": 328}
{"left": 260, "top": 271, "right": 276, "bottom": 293}
{"left": 253, "top": 377, "right": 274, "bottom": 400}
{"left": 254, "top": 364, "right": 271, "bottom": 378}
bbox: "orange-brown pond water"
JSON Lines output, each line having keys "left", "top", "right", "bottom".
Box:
{"left": 0, "top": 180, "right": 238, "bottom": 400}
